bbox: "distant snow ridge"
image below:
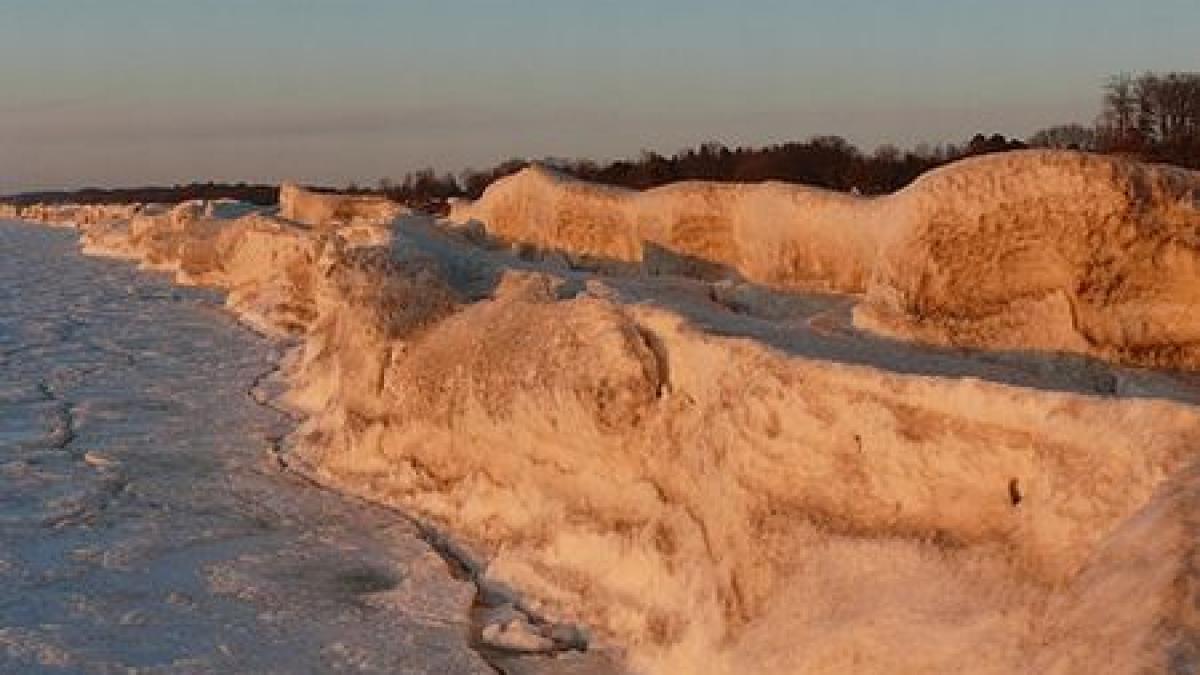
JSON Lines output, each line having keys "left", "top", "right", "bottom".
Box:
{"left": 450, "top": 164, "right": 880, "bottom": 292}
{"left": 279, "top": 181, "right": 405, "bottom": 228}
{"left": 452, "top": 151, "right": 1200, "bottom": 369}
{"left": 16, "top": 150, "right": 1200, "bottom": 675}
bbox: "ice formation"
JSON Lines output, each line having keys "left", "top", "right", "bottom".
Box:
{"left": 451, "top": 151, "right": 1200, "bottom": 368}
{"left": 449, "top": 164, "right": 879, "bottom": 291}
{"left": 13, "top": 149, "right": 1200, "bottom": 674}
{"left": 862, "top": 152, "right": 1200, "bottom": 368}
{"left": 279, "top": 181, "right": 405, "bottom": 228}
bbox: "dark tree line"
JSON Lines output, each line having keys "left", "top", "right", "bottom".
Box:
{"left": 372, "top": 71, "right": 1198, "bottom": 210}
{"left": 554, "top": 133, "right": 1026, "bottom": 195}
{"left": 367, "top": 131, "right": 1025, "bottom": 212}
{"left": 3, "top": 182, "right": 278, "bottom": 208}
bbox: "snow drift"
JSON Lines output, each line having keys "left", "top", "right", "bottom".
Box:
{"left": 16, "top": 150, "right": 1200, "bottom": 674}
{"left": 452, "top": 151, "right": 1200, "bottom": 369}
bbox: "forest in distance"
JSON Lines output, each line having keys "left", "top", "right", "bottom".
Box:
{"left": 6, "top": 71, "right": 1198, "bottom": 213}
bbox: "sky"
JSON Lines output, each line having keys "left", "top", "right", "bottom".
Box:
{"left": 1, "top": 0, "right": 1197, "bottom": 192}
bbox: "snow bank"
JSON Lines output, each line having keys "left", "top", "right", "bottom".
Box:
{"left": 17, "top": 161, "right": 1200, "bottom": 674}
{"left": 453, "top": 153, "right": 1200, "bottom": 369}
{"left": 279, "top": 181, "right": 404, "bottom": 228}
{"left": 278, "top": 235, "right": 1200, "bottom": 674}
{"left": 450, "top": 165, "right": 881, "bottom": 291}
{"left": 861, "top": 151, "right": 1200, "bottom": 368}
{"left": 75, "top": 198, "right": 394, "bottom": 335}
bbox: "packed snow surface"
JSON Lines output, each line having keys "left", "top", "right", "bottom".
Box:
{"left": 13, "top": 150, "right": 1200, "bottom": 674}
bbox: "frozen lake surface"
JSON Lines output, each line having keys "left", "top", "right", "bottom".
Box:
{"left": 0, "top": 220, "right": 504, "bottom": 674}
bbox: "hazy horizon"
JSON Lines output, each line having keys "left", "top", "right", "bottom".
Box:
{"left": 2, "top": 0, "right": 1197, "bottom": 193}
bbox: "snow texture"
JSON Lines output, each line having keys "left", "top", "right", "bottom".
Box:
{"left": 13, "top": 149, "right": 1200, "bottom": 675}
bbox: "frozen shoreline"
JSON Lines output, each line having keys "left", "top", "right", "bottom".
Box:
{"left": 9, "top": 150, "right": 1200, "bottom": 674}
{"left": 0, "top": 221, "right": 618, "bottom": 674}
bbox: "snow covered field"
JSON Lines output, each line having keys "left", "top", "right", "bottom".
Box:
{"left": 8, "top": 150, "right": 1200, "bottom": 674}
{"left": 0, "top": 220, "right": 617, "bottom": 674}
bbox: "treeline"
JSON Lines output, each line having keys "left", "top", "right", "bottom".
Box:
{"left": 2, "top": 182, "right": 279, "bottom": 208}
{"left": 374, "top": 133, "right": 1026, "bottom": 209}
{"left": 374, "top": 70, "right": 1200, "bottom": 209}
{"left": 1030, "top": 72, "right": 1200, "bottom": 166}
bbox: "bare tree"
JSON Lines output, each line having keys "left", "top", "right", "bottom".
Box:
{"left": 1093, "top": 71, "right": 1200, "bottom": 166}
{"left": 1028, "top": 124, "right": 1097, "bottom": 150}
{"left": 1100, "top": 73, "right": 1139, "bottom": 148}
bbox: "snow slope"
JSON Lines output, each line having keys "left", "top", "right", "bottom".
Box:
{"left": 17, "top": 151, "right": 1200, "bottom": 674}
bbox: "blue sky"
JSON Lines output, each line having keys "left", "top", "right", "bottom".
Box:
{"left": 1, "top": 0, "right": 1196, "bottom": 191}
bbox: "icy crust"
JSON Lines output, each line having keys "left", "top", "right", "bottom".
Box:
{"left": 451, "top": 151, "right": 1200, "bottom": 369}
{"left": 14, "top": 155, "right": 1200, "bottom": 674}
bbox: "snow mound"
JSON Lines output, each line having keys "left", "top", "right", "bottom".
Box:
{"left": 16, "top": 168, "right": 1200, "bottom": 674}
{"left": 453, "top": 152, "right": 1200, "bottom": 369}
{"left": 860, "top": 151, "right": 1200, "bottom": 368}
{"left": 279, "top": 181, "right": 405, "bottom": 228}
{"left": 450, "top": 165, "right": 881, "bottom": 291}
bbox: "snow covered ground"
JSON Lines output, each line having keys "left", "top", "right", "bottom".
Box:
{"left": 0, "top": 220, "right": 617, "bottom": 674}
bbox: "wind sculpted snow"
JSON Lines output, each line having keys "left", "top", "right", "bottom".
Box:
{"left": 13, "top": 149, "right": 1200, "bottom": 674}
